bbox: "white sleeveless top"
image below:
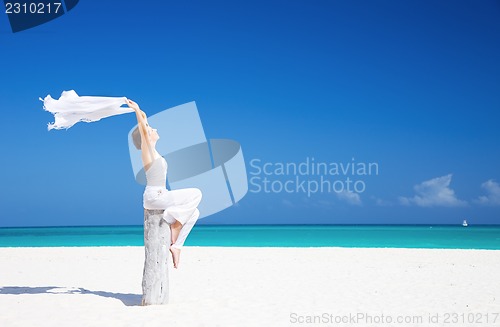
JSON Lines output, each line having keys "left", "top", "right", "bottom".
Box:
{"left": 145, "top": 156, "right": 168, "bottom": 187}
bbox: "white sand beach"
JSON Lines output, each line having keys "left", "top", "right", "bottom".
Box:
{"left": 1, "top": 246, "right": 499, "bottom": 327}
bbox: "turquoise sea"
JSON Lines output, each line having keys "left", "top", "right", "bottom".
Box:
{"left": 0, "top": 225, "right": 499, "bottom": 249}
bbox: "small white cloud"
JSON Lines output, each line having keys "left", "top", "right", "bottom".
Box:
{"left": 399, "top": 174, "right": 467, "bottom": 207}
{"left": 371, "top": 196, "right": 393, "bottom": 206}
{"left": 475, "top": 180, "right": 500, "bottom": 206}
{"left": 336, "top": 190, "right": 362, "bottom": 206}
{"left": 398, "top": 196, "right": 411, "bottom": 206}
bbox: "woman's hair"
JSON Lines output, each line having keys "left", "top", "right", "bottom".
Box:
{"left": 132, "top": 126, "right": 141, "bottom": 150}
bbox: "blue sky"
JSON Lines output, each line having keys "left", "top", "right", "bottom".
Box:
{"left": 0, "top": 0, "right": 499, "bottom": 227}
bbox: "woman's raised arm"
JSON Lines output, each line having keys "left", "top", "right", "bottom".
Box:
{"left": 126, "top": 99, "right": 155, "bottom": 165}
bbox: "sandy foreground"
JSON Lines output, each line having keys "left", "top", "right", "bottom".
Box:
{"left": 0, "top": 247, "right": 499, "bottom": 327}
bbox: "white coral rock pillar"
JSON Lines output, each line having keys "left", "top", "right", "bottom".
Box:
{"left": 141, "top": 209, "right": 170, "bottom": 305}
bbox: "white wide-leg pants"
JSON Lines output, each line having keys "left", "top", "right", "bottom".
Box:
{"left": 143, "top": 186, "right": 202, "bottom": 249}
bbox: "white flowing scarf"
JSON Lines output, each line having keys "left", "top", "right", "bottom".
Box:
{"left": 40, "top": 90, "right": 134, "bottom": 130}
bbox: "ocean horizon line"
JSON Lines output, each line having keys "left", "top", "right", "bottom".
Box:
{"left": 1, "top": 223, "right": 499, "bottom": 229}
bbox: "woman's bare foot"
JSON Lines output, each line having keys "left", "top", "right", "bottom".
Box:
{"left": 170, "top": 220, "right": 182, "bottom": 245}
{"left": 170, "top": 247, "right": 181, "bottom": 268}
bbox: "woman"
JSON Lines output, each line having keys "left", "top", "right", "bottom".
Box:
{"left": 126, "top": 98, "right": 202, "bottom": 269}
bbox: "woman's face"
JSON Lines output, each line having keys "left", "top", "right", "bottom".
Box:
{"left": 147, "top": 124, "right": 160, "bottom": 142}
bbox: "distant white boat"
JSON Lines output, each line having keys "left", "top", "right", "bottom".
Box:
{"left": 462, "top": 219, "right": 468, "bottom": 227}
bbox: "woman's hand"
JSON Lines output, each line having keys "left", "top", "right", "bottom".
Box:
{"left": 126, "top": 98, "right": 141, "bottom": 112}
{"left": 127, "top": 99, "right": 148, "bottom": 119}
